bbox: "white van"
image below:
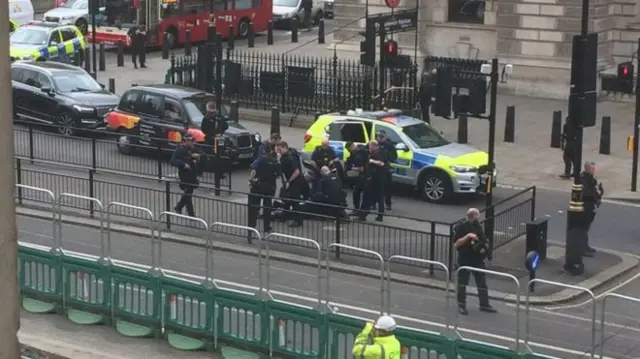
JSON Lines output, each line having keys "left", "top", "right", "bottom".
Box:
{"left": 9, "top": 0, "right": 35, "bottom": 27}
{"left": 272, "top": 0, "right": 324, "bottom": 27}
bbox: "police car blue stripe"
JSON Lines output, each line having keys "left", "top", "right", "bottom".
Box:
{"left": 328, "top": 141, "right": 344, "bottom": 159}
{"left": 72, "top": 38, "right": 81, "bottom": 52}
{"left": 38, "top": 47, "right": 48, "bottom": 58}
{"left": 412, "top": 152, "right": 436, "bottom": 170}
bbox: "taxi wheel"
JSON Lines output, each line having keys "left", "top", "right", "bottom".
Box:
{"left": 420, "top": 171, "right": 452, "bottom": 203}
{"left": 55, "top": 112, "right": 78, "bottom": 136}
{"left": 116, "top": 129, "right": 136, "bottom": 155}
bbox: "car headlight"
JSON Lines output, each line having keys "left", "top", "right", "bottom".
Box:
{"left": 450, "top": 165, "right": 477, "bottom": 173}
{"left": 73, "top": 105, "right": 95, "bottom": 112}
{"left": 282, "top": 12, "right": 291, "bottom": 18}
{"left": 254, "top": 133, "right": 261, "bottom": 142}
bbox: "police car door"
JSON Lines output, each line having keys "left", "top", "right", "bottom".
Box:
{"left": 372, "top": 123, "right": 412, "bottom": 183}
{"left": 47, "top": 29, "right": 63, "bottom": 60}
{"left": 325, "top": 120, "right": 369, "bottom": 162}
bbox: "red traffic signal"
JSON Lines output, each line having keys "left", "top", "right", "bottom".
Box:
{"left": 385, "top": 40, "right": 398, "bottom": 56}
{"left": 623, "top": 65, "right": 630, "bottom": 76}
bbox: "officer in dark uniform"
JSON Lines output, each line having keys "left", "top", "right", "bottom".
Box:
{"left": 560, "top": 117, "right": 576, "bottom": 179}
{"left": 248, "top": 141, "right": 281, "bottom": 234}
{"left": 345, "top": 141, "right": 368, "bottom": 215}
{"left": 276, "top": 141, "right": 305, "bottom": 227}
{"left": 453, "top": 208, "right": 497, "bottom": 316}
{"left": 128, "top": 24, "right": 147, "bottom": 69}
{"left": 255, "top": 133, "right": 281, "bottom": 160}
{"left": 170, "top": 134, "right": 203, "bottom": 217}
{"left": 376, "top": 130, "right": 396, "bottom": 210}
{"left": 315, "top": 166, "right": 347, "bottom": 218}
{"left": 580, "top": 161, "right": 603, "bottom": 257}
{"left": 419, "top": 71, "right": 435, "bottom": 123}
{"left": 311, "top": 138, "right": 340, "bottom": 188}
{"left": 301, "top": 0, "right": 313, "bottom": 30}
{"left": 358, "top": 141, "right": 386, "bottom": 222}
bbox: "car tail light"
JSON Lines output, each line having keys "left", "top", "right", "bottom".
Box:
{"left": 303, "top": 133, "right": 311, "bottom": 143}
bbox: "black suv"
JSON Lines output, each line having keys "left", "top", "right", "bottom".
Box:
{"left": 12, "top": 61, "right": 119, "bottom": 136}
{"left": 105, "top": 84, "right": 260, "bottom": 164}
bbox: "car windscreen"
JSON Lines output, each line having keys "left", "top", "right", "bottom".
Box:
{"left": 274, "top": 0, "right": 299, "bottom": 6}
{"left": 62, "top": 0, "right": 87, "bottom": 9}
{"left": 402, "top": 123, "right": 450, "bottom": 149}
{"left": 183, "top": 96, "right": 230, "bottom": 125}
{"left": 10, "top": 28, "right": 48, "bottom": 46}
{"left": 52, "top": 71, "right": 102, "bottom": 92}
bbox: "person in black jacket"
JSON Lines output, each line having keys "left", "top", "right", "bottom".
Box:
{"left": 419, "top": 71, "right": 435, "bottom": 123}
{"left": 376, "top": 130, "right": 396, "bottom": 210}
{"left": 248, "top": 141, "right": 281, "bottom": 234}
{"left": 580, "top": 161, "right": 603, "bottom": 257}
{"left": 301, "top": 0, "right": 313, "bottom": 30}
{"left": 345, "top": 141, "right": 368, "bottom": 215}
{"left": 560, "top": 117, "right": 576, "bottom": 179}
{"left": 314, "top": 166, "right": 347, "bottom": 218}
{"left": 128, "top": 24, "right": 147, "bottom": 69}
{"left": 170, "top": 134, "right": 203, "bottom": 217}
{"left": 277, "top": 141, "right": 305, "bottom": 227}
{"left": 358, "top": 140, "right": 387, "bottom": 222}
{"left": 201, "top": 101, "right": 229, "bottom": 147}
{"left": 453, "top": 208, "right": 497, "bottom": 316}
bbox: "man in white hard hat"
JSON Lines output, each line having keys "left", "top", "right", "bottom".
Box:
{"left": 352, "top": 315, "right": 401, "bottom": 358}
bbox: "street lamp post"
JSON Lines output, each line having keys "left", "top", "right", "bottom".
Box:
{"left": 564, "top": 0, "right": 589, "bottom": 275}
{"left": 484, "top": 58, "right": 498, "bottom": 256}
{"left": 91, "top": 0, "right": 97, "bottom": 74}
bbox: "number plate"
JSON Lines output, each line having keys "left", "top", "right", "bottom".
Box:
{"left": 239, "top": 152, "right": 253, "bottom": 159}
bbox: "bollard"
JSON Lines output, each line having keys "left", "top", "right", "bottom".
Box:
{"left": 291, "top": 20, "right": 298, "bottom": 43}
{"left": 108, "top": 78, "right": 115, "bottom": 93}
{"left": 185, "top": 29, "right": 192, "bottom": 56}
{"left": 162, "top": 32, "right": 169, "bottom": 59}
{"left": 228, "top": 25, "right": 235, "bottom": 50}
{"left": 267, "top": 20, "right": 274, "bottom": 45}
{"left": 230, "top": 101, "right": 239, "bottom": 123}
{"left": 318, "top": 19, "right": 325, "bottom": 44}
{"left": 84, "top": 47, "right": 91, "bottom": 72}
{"left": 504, "top": 105, "right": 515, "bottom": 143}
{"left": 270, "top": 107, "right": 280, "bottom": 136}
{"left": 457, "top": 114, "right": 468, "bottom": 144}
{"left": 599, "top": 116, "right": 611, "bottom": 155}
{"left": 550, "top": 110, "right": 562, "bottom": 148}
{"left": 248, "top": 22, "right": 255, "bottom": 48}
{"left": 116, "top": 41, "right": 124, "bottom": 67}
{"left": 98, "top": 43, "right": 106, "bottom": 71}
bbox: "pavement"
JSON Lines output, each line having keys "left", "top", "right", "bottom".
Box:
{"left": 15, "top": 214, "right": 640, "bottom": 359}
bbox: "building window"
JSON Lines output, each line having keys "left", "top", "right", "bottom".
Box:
{"left": 448, "top": 0, "right": 485, "bottom": 24}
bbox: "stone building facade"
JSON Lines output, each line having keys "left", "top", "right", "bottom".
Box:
{"left": 332, "top": 0, "right": 640, "bottom": 99}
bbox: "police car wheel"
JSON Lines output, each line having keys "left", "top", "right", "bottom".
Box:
{"left": 420, "top": 171, "right": 452, "bottom": 203}
{"left": 55, "top": 112, "right": 77, "bottom": 136}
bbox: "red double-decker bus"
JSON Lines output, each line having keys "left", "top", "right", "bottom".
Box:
{"left": 89, "top": 0, "right": 272, "bottom": 47}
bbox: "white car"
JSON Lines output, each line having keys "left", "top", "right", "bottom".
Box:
{"left": 272, "top": 0, "right": 325, "bottom": 27}
{"left": 42, "top": 0, "right": 92, "bottom": 33}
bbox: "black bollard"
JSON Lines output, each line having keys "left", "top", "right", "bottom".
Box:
{"left": 185, "top": 29, "right": 192, "bottom": 56}
{"left": 318, "top": 19, "right": 325, "bottom": 44}
{"left": 267, "top": 20, "right": 274, "bottom": 45}
{"left": 270, "top": 107, "right": 280, "bottom": 136}
{"left": 84, "top": 47, "right": 91, "bottom": 72}
{"left": 504, "top": 105, "right": 515, "bottom": 143}
{"left": 162, "top": 32, "right": 169, "bottom": 59}
{"left": 599, "top": 116, "right": 611, "bottom": 155}
{"left": 228, "top": 25, "right": 235, "bottom": 50}
{"left": 116, "top": 40, "right": 124, "bottom": 67}
{"left": 98, "top": 43, "right": 106, "bottom": 71}
{"left": 457, "top": 114, "right": 468, "bottom": 144}
{"left": 230, "top": 101, "right": 239, "bottom": 123}
{"left": 550, "top": 110, "right": 562, "bottom": 148}
{"left": 291, "top": 20, "right": 298, "bottom": 43}
{"left": 248, "top": 22, "right": 255, "bottom": 48}
{"left": 108, "top": 78, "right": 115, "bottom": 93}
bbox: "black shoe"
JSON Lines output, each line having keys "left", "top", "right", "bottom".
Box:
{"left": 187, "top": 213, "right": 195, "bottom": 217}
{"left": 264, "top": 226, "right": 273, "bottom": 233}
{"left": 479, "top": 305, "right": 497, "bottom": 313}
{"left": 582, "top": 250, "right": 595, "bottom": 258}
{"left": 559, "top": 173, "right": 571, "bottom": 179}
{"left": 458, "top": 307, "right": 468, "bottom": 315}
{"left": 348, "top": 211, "right": 360, "bottom": 217}
{"left": 133, "top": 64, "right": 138, "bottom": 69}
{"left": 585, "top": 247, "right": 596, "bottom": 253}
{"left": 140, "top": 65, "right": 147, "bottom": 68}
{"left": 289, "top": 221, "right": 303, "bottom": 228}
{"left": 174, "top": 206, "right": 182, "bottom": 214}
{"left": 385, "top": 205, "right": 392, "bottom": 211}
{"left": 375, "top": 215, "right": 383, "bottom": 222}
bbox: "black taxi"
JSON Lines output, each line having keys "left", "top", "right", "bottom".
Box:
{"left": 105, "top": 84, "right": 260, "bottom": 163}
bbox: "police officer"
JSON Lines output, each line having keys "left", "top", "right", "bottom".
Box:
{"left": 560, "top": 117, "right": 576, "bottom": 179}
{"left": 376, "top": 130, "right": 396, "bottom": 211}
{"left": 315, "top": 166, "right": 346, "bottom": 217}
{"left": 248, "top": 141, "right": 281, "bottom": 234}
{"left": 276, "top": 141, "right": 305, "bottom": 228}
{"left": 358, "top": 140, "right": 386, "bottom": 222}
{"left": 352, "top": 315, "right": 401, "bottom": 359}
{"left": 345, "top": 141, "right": 368, "bottom": 215}
{"left": 453, "top": 208, "right": 497, "bottom": 316}
{"left": 581, "top": 161, "right": 603, "bottom": 257}
{"left": 255, "top": 133, "right": 281, "bottom": 160}
{"left": 128, "top": 24, "right": 147, "bottom": 69}
{"left": 419, "top": 71, "right": 435, "bottom": 123}
{"left": 301, "top": 0, "right": 313, "bottom": 31}
{"left": 311, "top": 138, "right": 339, "bottom": 188}
{"left": 170, "top": 134, "right": 203, "bottom": 217}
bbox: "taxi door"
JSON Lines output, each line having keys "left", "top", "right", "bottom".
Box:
{"left": 371, "top": 123, "right": 412, "bottom": 183}
{"left": 325, "top": 120, "right": 370, "bottom": 163}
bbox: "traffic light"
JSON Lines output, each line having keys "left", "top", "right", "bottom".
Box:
{"left": 617, "top": 61, "right": 634, "bottom": 94}
{"left": 384, "top": 40, "right": 398, "bottom": 67}
{"left": 359, "top": 27, "right": 375, "bottom": 66}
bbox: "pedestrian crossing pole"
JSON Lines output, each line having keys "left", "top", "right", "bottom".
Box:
{"left": 0, "top": 0, "right": 21, "bottom": 355}
{"left": 631, "top": 37, "right": 640, "bottom": 192}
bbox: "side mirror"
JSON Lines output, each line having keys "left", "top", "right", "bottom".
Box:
{"left": 41, "top": 86, "right": 54, "bottom": 96}
{"left": 395, "top": 143, "right": 409, "bottom": 152}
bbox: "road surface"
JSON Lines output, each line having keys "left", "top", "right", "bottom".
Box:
{"left": 17, "top": 215, "right": 640, "bottom": 359}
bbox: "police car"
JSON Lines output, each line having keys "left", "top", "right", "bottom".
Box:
{"left": 9, "top": 21, "right": 86, "bottom": 62}
{"left": 302, "top": 109, "right": 497, "bottom": 203}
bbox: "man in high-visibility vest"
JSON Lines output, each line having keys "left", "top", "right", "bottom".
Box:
{"left": 352, "top": 315, "right": 401, "bottom": 358}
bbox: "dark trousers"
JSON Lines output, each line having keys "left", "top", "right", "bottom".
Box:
{"left": 384, "top": 172, "right": 392, "bottom": 207}
{"left": 584, "top": 207, "right": 596, "bottom": 250}
{"left": 132, "top": 48, "right": 146, "bottom": 67}
{"left": 362, "top": 181, "right": 384, "bottom": 217}
{"left": 176, "top": 186, "right": 195, "bottom": 216}
{"left": 563, "top": 145, "right": 574, "bottom": 176}
{"left": 283, "top": 181, "right": 304, "bottom": 224}
{"left": 457, "top": 261, "right": 490, "bottom": 308}
{"left": 303, "top": 7, "right": 312, "bottom": 29}
{"left": 421, "top": 106, "right": 431, "bottom": 123}
{"left": 352, "top": 184, "right": 364, "bottom": 210}
{"left": 248, "top": 186, "right": 273, "bottom": 232}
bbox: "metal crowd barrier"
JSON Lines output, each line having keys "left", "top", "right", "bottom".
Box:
{"left": 14, "top": 183, "right": 640, "bottom": 357}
